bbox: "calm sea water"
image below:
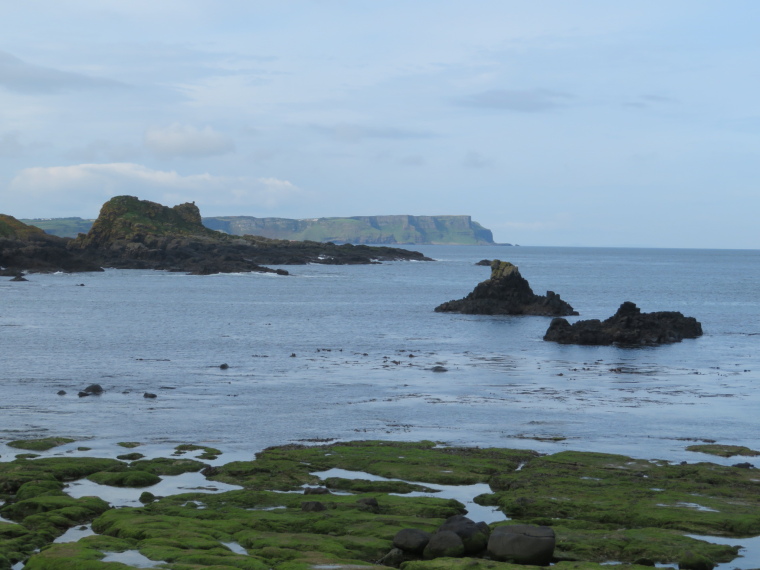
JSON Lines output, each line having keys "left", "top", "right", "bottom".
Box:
{"left": 1, "top": 246, "right": 759, "bottom": 464}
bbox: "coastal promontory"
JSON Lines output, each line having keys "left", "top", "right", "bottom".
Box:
{"left": 0, "top": 214, "right": 102, "bottom": 275}
{"left": 203, "top": 214, "right": 495, "bottom": 245}
{"left": 66, "top": 196, "right": 430, "bottom": 274}
{"left": 435, "top": 260, "right": 577, "bottom": 316}
{"left": 543, "top": 301, "right": 703, "bottom": 346}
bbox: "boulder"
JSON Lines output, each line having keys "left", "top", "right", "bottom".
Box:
{"left": 438, "top": 515, "right": 489, "bottom": 554}
{"left": 393, "top": 528, "right": 432, "bottom": 555}
{"left": 544, "top": 301, "right": 703, "bottom": 346}
{"left": 83, "top": 384, "right": 104, "bottom": 395}
{"left": 423, "top": 530, "right": 466, "bottom": 559}
{"left": 301, "top": 501, "right": 327, "bottom": 512}
{"left": 487, "top": 524, "right": 555, "bottom": 565}
{"left": 435, "top": 260, "right": 577, "bottom": 316}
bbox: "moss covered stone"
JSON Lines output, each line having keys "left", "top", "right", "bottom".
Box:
{"left": 6, "top": 438, "right": 75, "bottom": 452}
{"left": 685, "top": 444, "right": 760, "bottom": 458}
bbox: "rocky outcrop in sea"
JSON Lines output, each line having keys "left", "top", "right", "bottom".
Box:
{"left": 543, "top": 301, "right": 703, "bottom": 346}
{"left": 434, "top": 259, "right": 577, "bottom": 316}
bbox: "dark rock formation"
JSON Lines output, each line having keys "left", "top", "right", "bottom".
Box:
{"left": 66, "top": 196, "right": 431, "bottom": 274}
{"left": 0, "top": 214, "right": 103, "bottom": 275}
{"left": 393, "top": 529, "right": 432, "bottom": 555}
{"left": 544, "top": 301, "right": 703, "bottom": 346}
{"left": 301, "top": 501, "right": 327, "bottom": 512}
{"left": 83, "top": 384, "right": 104, "bottom": 395}
{"left": 487, "top": 524, "right": 556, "bottom": 565}
{"left": 438, "top": 515, "right": 490, "bottom": 554}
{"left": 435, "top": 260, "right": 577, "bottom": 316}
{"left": 423, "top": 530, "right": 465, "bottom": 559}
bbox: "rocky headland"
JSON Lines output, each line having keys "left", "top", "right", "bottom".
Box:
{"left": 0, "top": 214, "right": 103, "bottom": 276}
{"left": 435, "top": 260, "right": 578, "bottom": 316}
{"left": 203, "top": 214, "right": 496, "bottom": 245}
{"left": 3, "top": 196, "right": 431, "bottom": 276}
{"left": 544, "top": 301, "right": 704, "bottom": 346}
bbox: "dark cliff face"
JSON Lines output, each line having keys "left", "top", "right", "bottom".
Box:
{"left": 544, "top": 301, "right": 703, "bottom": 346}
{"left": 435, "top": 260, "right": 577, "bottom": 316}
{"left": 0, "top": 215, "right": 103, "bottom": 275}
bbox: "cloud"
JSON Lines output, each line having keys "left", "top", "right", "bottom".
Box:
{"left": 456, "top": 89, "right": 573, "bottom": 112}
{"left": 8, "top": 163, "right": 304, "bottom": 215}
{"left": 311, "top": 123, "right": 435, "bottom": 143}
{"left": 0, "top": 50, "right": 125, "bottom": 94}
{"left": 144, "top": 123, "right": 236, "bottom": 158}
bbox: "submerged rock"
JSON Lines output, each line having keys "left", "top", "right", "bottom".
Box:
{"left": 544, "top": 301, "right": 703, "bottom": 346}
{"left": 435, "top": 260, "right": 577, "bottom": 316}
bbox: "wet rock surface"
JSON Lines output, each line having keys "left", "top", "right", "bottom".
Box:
{"left": 544, "top": 301, "right": 703, "bottom": 346}
{"left": 0, "top": 439, "right": 750, "bottom": 570}
{"left": 435, "top": 260, "right": 577, "bottom": 316}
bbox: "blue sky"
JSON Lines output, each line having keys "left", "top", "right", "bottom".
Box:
{"left": 1, "top": 1, "right": 758, "bottom": 248}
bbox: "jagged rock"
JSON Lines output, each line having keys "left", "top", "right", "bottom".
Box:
{"left": 544, "top": 301, "right": 703, "bottom": 346}
{"left": 435, "top": 260, "right": 577, "bottom": 316}
{"left": 487, "top": 524, "right": 555, "bottom": 565}
{"left": 423, "top": 530, "right": 466, "bottom": 559}
{"left": 475, "top": 259, "right": 492, "bottom": 266}
{"left": 10, "top": 274, "right": 27, "bottom": 281}
{"left": 393, "top": 528, "right": 432, "bottom": 555}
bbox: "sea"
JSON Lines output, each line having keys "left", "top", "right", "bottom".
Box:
{"left": 2, "top": 245, "right": 758, "bottom": 464}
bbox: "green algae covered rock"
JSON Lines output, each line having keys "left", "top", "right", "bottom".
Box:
{"left": 685, "top": 444, "right": 760, "bottom": 458}
{"left": 7, "top": 438, "right": 75, "bottom": 452}
{"left": 211, "top": 440, "right": 538, "bottom": 490}
{"left": 481, "top": 449, "right": 760, "bottom": 534}
{"left": 87, "top": 470, "right": 161, "bottom": 488}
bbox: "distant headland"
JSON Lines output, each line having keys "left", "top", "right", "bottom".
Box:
{"left": 23, "top": 214, "right": 504, "bottom": 245}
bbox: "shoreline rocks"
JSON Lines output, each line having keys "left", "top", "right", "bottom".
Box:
{"left": 435, "top": 260, "right": 577, "bottom": 316}
{"left": 544, "top": 301, "right": 703, "bottom": 346}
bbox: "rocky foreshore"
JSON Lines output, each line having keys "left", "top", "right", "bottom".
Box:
{"left": 0, "top": 438, "right": 753, "bottom": 570}
{"left": 435, "top": 260, "right": 577, "bottom": 316}
{"left": 544, "top": 301, "right": 704, "bottom": 346}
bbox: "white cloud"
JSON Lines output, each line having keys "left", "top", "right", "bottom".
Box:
{"left": 144, "top": 123, "right": 235, "bottom": 158}
{"left": 7, "top": 163, "right": 304, "bottom": 216}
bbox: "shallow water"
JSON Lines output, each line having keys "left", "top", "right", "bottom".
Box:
{"left": 65, "top": 470, "right": 242, "bottom": 507}
{"left": 312, "top": 467, "right": 505, "bottom": 524}
{"left": 1, "top": 246, "right": 758, "bottom": 463}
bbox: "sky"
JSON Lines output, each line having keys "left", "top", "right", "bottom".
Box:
{"left": 1, "top": 1, "right": 759, "bottom": 248}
